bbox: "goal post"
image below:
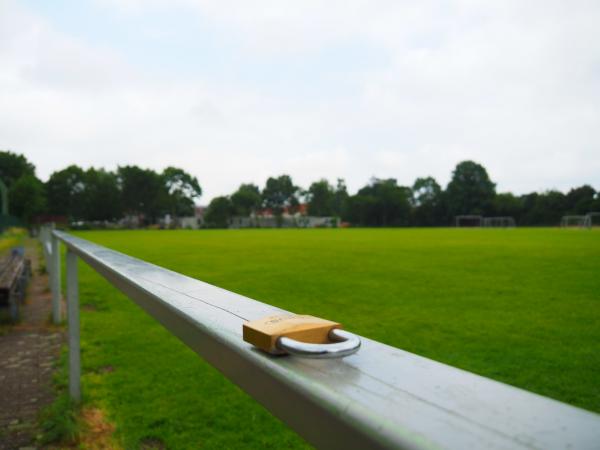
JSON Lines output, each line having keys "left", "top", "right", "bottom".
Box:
{"left": 560, "top": 215, "right": 587, "bottom": 228}
{"left": 482, "top": 217, "right": 516, "bottom": 228}
{"left": 584, "top": 212, "right": 600, "bottom": 228}
{"left": 455, "top": 215, "right": 482, "bottom": 227}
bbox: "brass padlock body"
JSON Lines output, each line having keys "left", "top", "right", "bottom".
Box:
{"left": 243, "top": 314, "right": 341, "bottom": 354}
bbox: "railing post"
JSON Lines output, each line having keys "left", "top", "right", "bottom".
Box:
{"left": 40, "top": 226, "right": 47, "bottom": 262}
{"left": 41, "top": 226, "right": 49, "bottom": 265}
{"left": 45, "top": 226, "right": 53, "bottom": 264}
{"left": 50, "top": 229, "right": 61, "bottom": 324}
{"left": 66, "top": 249, "right": 81, "bottom": 402}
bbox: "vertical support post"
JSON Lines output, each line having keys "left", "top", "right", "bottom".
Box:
{"left": 45, "top": 227, "right": 53, "bottom": 264}
{"left": 41, "top": 226, "right": 49, "bottom": 266}
{"left": 66, "top": 249, "right": 81, "bottom": 402}
{"left": 50, "top": 230, "right": 62, "bottom": 324}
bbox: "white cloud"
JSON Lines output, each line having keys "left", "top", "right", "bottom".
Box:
{"left": 1, "top": 0, "right": 599, "bottom": 201}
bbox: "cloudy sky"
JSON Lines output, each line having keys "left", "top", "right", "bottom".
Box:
{"left": 1, "top": 0, "right": 599, "bottom": 201}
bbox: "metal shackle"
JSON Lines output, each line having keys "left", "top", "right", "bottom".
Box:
{"left": 277, "top": 328, "right": 361, "bottom": 359}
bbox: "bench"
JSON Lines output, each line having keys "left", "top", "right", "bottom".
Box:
{"left": 0, "top": 247, "right": 32, "bottom": 321}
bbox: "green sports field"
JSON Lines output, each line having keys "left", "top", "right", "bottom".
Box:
{"left": 61, "top": 228, "right": 600, "bottom": 448}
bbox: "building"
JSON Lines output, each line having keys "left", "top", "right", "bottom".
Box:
{"left": 230, "top": 204, "right": 338, "bottom": 228}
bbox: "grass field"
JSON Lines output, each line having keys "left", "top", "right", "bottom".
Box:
{"left": 0, "top": 227, "right": 25, "bottom": 254}
{"left": 63, "top": 228, "right": 600, "bottom": 448}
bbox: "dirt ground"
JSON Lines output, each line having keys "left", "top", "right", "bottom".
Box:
{"left": 0, "top": 241, "right": 63, "bottom": 450}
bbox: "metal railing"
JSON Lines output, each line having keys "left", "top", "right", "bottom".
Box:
{"left": 40, "top": 228, "right": 600, "bottom": 449}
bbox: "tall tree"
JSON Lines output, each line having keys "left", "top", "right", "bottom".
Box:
{"left": 565, "top": 185, "right": 595, "bottom": 215}
{"left": 118, "top": 166, "right": 167, "bottom": 223}
{"left": 412, "top": 176, "right": 443, "bottom": 226}
{"left": 204, "top": 196, "right": 233, "bottom": 228}
{"left": 0, "top": 151, "right": 45, "bottom": 222}
{"left": 46, "top": 165, "right": 87, "bottom": 219}
{"left": 9, "top": 175, "right": 46, "bottom": 223}
{"left": 519, "top": 193, "right": 539, "bottom": 225}
{"left": 162, "top": 167, "right": 202, "bottom": 217}
{"left": 83, "top": 168, "right": 122, "bottom": 221}
{"left": 591, "top": 193, "right": 600, "bottom": 213}
{"left": 493, "top": 193, "right": 523, "bottom": 221}
{"left": 231, "top": 183, "right": 262, "bottom": 216}
{"left": 306, "top": 179, "right": 334, "bottom": 216}
{"left": 262, "top": 175, "right": 299, "bottom": 219}
{"left": 344, "top": 178, "right": 411, "bottom": 226}
{"left": 528, "top": 190, "right": 567, "bottom": 225}
{"left": 332, "top": 178, "right": 349, "bottom": 217}
{"left": 343, "top": 193, "right": 377, "bottom": 226}
{"left": 0, "top": 151, "right": 35, "bottom": 188}
{"left": 446, "top": 161, "right": 496, "bottom": 216}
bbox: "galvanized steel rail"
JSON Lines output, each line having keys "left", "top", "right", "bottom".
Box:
{"left": 41, "top": 228, "right": 600, "bottom": 449}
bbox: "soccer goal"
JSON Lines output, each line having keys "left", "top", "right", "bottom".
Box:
{"left": 482, "top": 216, "right": 516, "bottom": 228}
{"left": 583, "top": 212, "right": 600, "bottom": 228}
{"left": 455, "top": 215, "right": 482, "bottom": 227}
{"left": 560, "top": 215, "right": 587, "bottom": 228}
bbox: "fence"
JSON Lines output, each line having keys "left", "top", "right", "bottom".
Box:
{"left": 39, "top": 227, "right": 600, "bottom": 449}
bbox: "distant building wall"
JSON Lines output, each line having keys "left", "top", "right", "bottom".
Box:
{"left": 230, "top": 216, "right": 337, "bottom": 229}
{"left": 180, "top": 216, "right": 200, "bottom": 229}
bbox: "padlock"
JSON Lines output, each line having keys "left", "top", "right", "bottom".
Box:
{"left": 243, "top": 314, "right": 341, "bottom": 354}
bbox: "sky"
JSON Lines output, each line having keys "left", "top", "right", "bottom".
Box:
{"left": 1, "top": 0, "right": 599, "bottom": 202}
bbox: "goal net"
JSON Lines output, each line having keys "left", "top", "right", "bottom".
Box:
{"left": 583, "top": 212, "right": 600, "bottom": 228}
{"left": 561, "top": 215, "right": 587, "bottom": 228}
{"left": 455, "top": 215, "right": 482, "bottom": 227}
{"left": 482, "top": 217, "right": 516, "bottom": 228}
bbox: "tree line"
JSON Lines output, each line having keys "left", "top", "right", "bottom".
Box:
{"left": 1, "top": 150, "right": 598, "bottom": 227}
{"left": 0, "top": 151, "right": 201, "bottom": 225}
{"left": 205, "top": 161, "right": 599, "bottom": 227}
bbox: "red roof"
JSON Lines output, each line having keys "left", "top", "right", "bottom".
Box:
{"left": 257, "top": 203, "right": 308, "bottom": 217}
